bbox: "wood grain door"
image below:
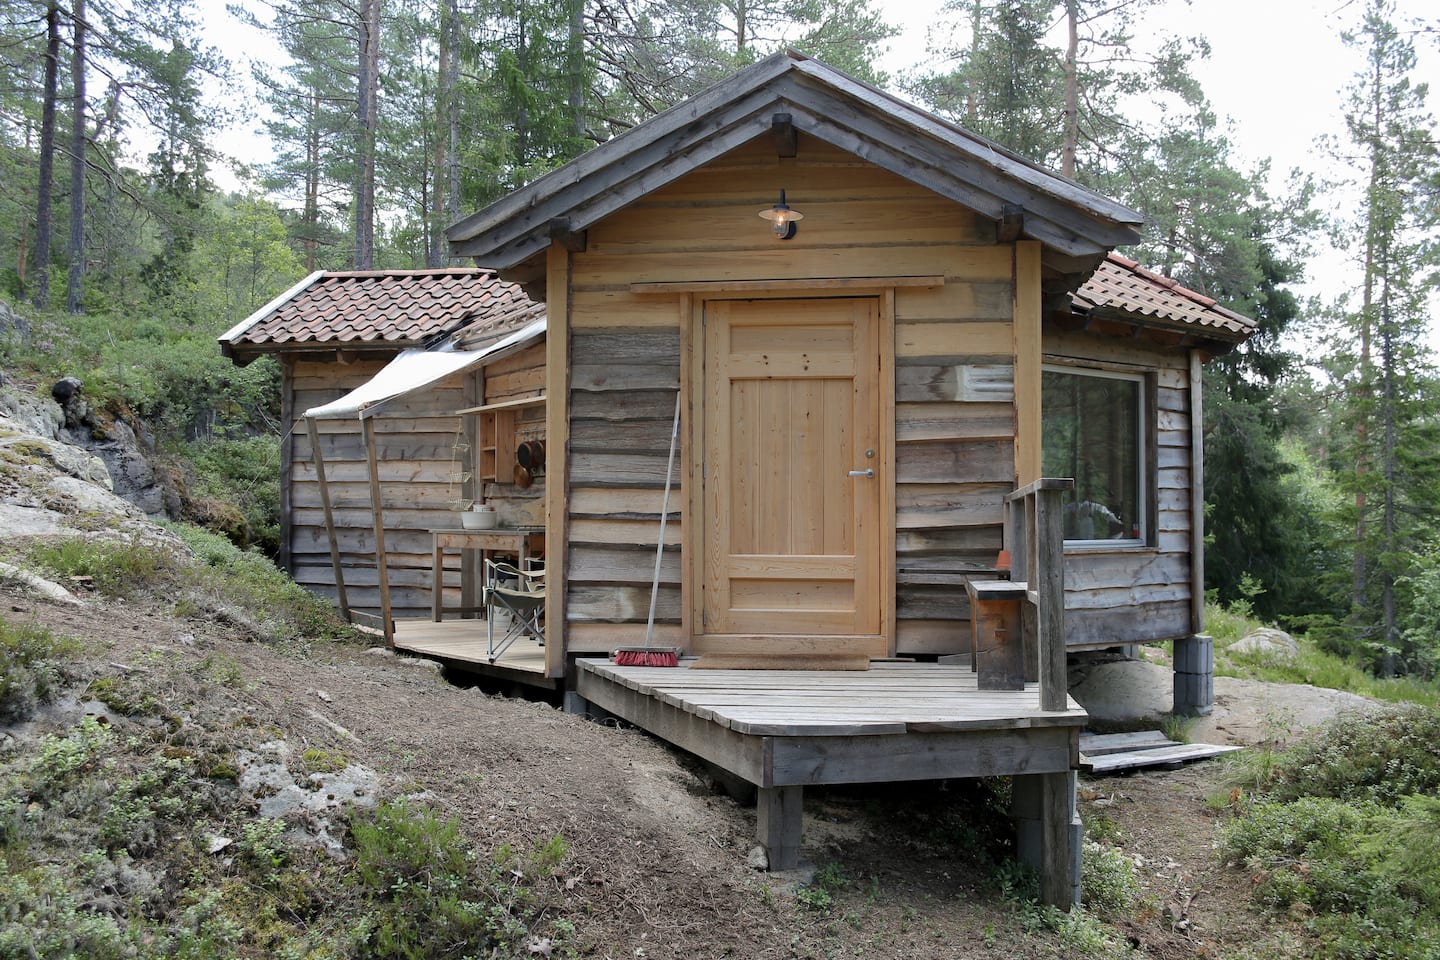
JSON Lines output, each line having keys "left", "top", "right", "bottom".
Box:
{"left": 699, "top": 297, "right": 883, "bottom": 654}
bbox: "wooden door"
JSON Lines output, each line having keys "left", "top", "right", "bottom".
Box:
{"left": 699, "top": 297, "right": 883, "bottom": 654}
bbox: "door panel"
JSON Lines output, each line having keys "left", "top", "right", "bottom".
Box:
{"left": 700, "top": 298, "right": 882, "bottom": 650}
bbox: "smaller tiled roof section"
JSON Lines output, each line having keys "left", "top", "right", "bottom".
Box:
{"left": 229, "top": 268, "right": 535, "bottom": 349}
{"left": 1073, "top": 254, "right": 1257, "bottom": 341}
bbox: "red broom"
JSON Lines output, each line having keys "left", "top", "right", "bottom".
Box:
{"left": 612, "top": 391, "right": 681, "bottom": 669}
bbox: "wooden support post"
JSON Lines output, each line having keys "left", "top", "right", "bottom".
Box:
{"left": 1034, "top": 484, "right": 1068, "bottom": 712}
{"left": 1016, "top": 771, "right": 1081, "bottom": 909}
{"left": 1189, "top": 350, "right": 1206, "bottom": 635}
{"left": 756, "top": 785, "right": 804, "bottom": 871}
{"left": 1041, "top": 770, "right": 1080, "bottom": 909}
{"left": 307, "top": 416, "right": 351, "bottom": 622}
{"left": 544, "top": 242, "right": 572, "bottom": 679}
{"left": 362, "top": 415, "right": 394, "bottom": 646}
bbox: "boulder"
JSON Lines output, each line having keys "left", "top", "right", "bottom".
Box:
{"left": 0, "top": 300, "right": 28, "bottom": 344}
{"left": 1067, "top": 656, "right": 1172, "bottom": 721}
{"left": 1230, "top": 627, "right": 1300, "bottom": 661}
{"left": 62, "top": 415, "right": 178, "bottom": 517}
{"left": 0, "top": 389, "right": 64, "bottom": 440}
{"left": 51, "top": 377, "right": 87, "bottom": 428}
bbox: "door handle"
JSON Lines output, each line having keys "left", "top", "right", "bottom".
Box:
{"left": 848, "top": 469, "right": 875, "bottom": 478}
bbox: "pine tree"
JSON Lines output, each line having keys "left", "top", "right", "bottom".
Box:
{"left": 1324, "top": 0, "right": 1440, "bottom": 675}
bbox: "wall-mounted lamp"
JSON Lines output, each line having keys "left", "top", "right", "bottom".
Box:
{"left": 758, "top": 189, "right": 803, "bottom": 240}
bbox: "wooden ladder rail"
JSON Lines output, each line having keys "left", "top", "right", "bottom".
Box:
{"left": 1003, "top": 478, "right": 1074, "bottom": 712}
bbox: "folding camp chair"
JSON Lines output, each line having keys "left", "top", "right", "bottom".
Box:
{"left": 484, "top": 558, "right": 545, "bottom": 660}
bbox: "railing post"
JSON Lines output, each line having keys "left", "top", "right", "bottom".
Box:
{"left": 1034, "top": 484, "right": 1068, "bottom": 712}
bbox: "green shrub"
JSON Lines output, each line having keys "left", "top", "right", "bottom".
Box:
{"left": 1080, "top": 840, "right": 1138, "bottom": 917}
{"left": 1221, "top": 709, "right": 1440, "bottom": 958}
{"left": 1221, "top": 795, "right": 1440, "bottom": 958}
{"left": 1254, "top": 705, "right": 1440, "bottom": 806}
{"left": 0, "top": 616, "right": 82, "bottom": 723}
{"left": 349, "top": 801, "right": 536, "bottom": 959}
{"left": 169, "top": 522, "right": 350, "bottom": 642}
{"left": 185, "top": 434, "right": 281, "bottom": 554}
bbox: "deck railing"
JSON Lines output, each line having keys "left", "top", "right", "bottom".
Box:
{"left": 1003, "top": 478, "right": 1074, "bottom": 712}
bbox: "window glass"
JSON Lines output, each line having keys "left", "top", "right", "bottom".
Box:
{"left": 1041, "top": 368, "right": 1144, "bottom": 543}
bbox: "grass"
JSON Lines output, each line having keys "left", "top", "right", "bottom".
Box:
{"left": 1207, "top": 600, "right": 1440, "bottom": 708}
{"left": 0, "top": 616, "right": 83, "bottom": 724}
{"left": 15, "top": 525, "right": 354, "bottom": 645}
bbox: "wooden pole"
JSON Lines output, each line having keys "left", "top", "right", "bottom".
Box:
{"left": 544, "top": 241, "right": 572, "bottom": 678}
{"left": 362, "top": 415, "right": 394, "bottom": 646}
{"left": 1036, "top": 483, "right": 1067, "bottom": 712}
{"left": 1189, "top": 350, "right": 1205, "bottom": 634}
{"left": 306, "top": 416, "right": 351, "bottom": 621}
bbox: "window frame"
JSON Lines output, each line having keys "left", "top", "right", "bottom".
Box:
{"left": 1040, "top": 362, "right": 1154, "bottom": 550}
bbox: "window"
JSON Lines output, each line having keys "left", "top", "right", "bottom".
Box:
{"left": 1041, "top": 367, "right": 1146, "bottom": 544}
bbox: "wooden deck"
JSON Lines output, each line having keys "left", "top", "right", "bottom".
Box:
{"left": 575, "top": 658, "right": 1088, "bottom": 897}
{"left": 391, "top": 618, "right": 553, "bottom": 686}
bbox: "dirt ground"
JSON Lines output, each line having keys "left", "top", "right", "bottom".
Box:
{"left": 3, "top": 587, "right": 1354, "bottom": 959}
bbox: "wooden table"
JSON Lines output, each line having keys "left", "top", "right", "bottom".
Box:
{"left": 431, "top": 527, "right": 545, "bottom": 621}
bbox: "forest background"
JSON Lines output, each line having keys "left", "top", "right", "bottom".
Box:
{"left": 0, "top": 0, "right": 1437, "bottom": 678}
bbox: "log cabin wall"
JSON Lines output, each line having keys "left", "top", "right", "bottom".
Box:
{"left": 559, "top": 135, "right": 1018, "bottom": 657}
{"left": 287, "top": 357, "right": 472, "bottom": 621}
{"left": 1043, "top": 328, "right": 1195, "bottom": 648}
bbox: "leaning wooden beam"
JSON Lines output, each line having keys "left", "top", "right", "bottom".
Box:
{"left": 306, "top": 416, "right": 350, "bottom": 622}
{"left": 361, "top": 415, "right": 395, "bottom": 646}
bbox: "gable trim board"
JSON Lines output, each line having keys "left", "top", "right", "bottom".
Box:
{"left": 446, "top": 52, "right": 1142, "bottom": 286}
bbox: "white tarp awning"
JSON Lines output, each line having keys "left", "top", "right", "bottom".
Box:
{"left": 302, "top": 316, "right": 546, "bottom": 420}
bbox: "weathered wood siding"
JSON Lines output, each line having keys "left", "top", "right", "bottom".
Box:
{"left": 1043, "top": 330, "right": 1196, "bottom": 647}
{"left": 562, "top": 135, "right": 1017, "bottom": 656}
{"left": 478, "top": 340, "right": 546, "bottom": 528}
{"left": 287, "top": 358, "right": 474, "bottom": 621}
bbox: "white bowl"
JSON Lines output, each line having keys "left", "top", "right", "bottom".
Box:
{"left": 462, "top": 509, "right": 498, "bottom": 529}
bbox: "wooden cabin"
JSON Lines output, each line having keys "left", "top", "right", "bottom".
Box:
{"left": 218, "top": 267, "right": 542, "bottom": 626}
{"left": 222, "top": 54, "right": 1257, "bottom": 899}
{"left": 436, "top": 52, "right": 1252, "bottom": 685}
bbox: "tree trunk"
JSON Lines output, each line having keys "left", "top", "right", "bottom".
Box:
{"left": 65, "top": 0, "right": 86, "bottom": 314}
{"left": 305, "top": 92, "right": 319, "bottom": 272}
{"left": 444, "top": 0, "right": 459, "bottom": 224}
{"left": 1380, "top": 294, "right": 1396, "bottom": 676}
{"left": 1352, "top": 50, "right": 1384, "bottom": 617}
{"left": 965, "top": 0, "right": 983, "bottom": 124}
{"left": 429, "top": 0, "right": 452, "bottom": 269}
{"left": 1061, "top": 0, "right": 1079, "bottom": 178}
{"left": 568, "top": 0, "right": 584, "bottom": 142}
{"left": 33, "top": 0, "right": 61, "bottom": 310}
{"left": 354, "top": 0, "right": 381, "bottom": 270}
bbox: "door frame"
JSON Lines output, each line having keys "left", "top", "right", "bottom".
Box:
{"left": 683, "top": 288, "right": 897, "bottom": 657}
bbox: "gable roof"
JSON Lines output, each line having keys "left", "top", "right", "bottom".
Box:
{"left": 445, "top": 51, "right": 1143, "bottom": 283}
{"left": 1071, "top": 254, "right": 1257, "bottom": 342}
{"left": 218, "top": 268, "right": 536, "bottom": 364}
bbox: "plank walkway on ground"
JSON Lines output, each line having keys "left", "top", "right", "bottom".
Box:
{"left": 1079, "top": 730, "right": 1242, "bottom": 774}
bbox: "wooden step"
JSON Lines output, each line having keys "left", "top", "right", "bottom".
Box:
{"left": 1082, "top": 741, "right": 1243, "bottom": 774}
{"left": 1079, "top": 730, "right": 1177, "bottom": 757}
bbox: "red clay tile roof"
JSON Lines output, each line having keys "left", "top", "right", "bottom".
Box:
{"left": 220, "top": 268, "right": 537, "bottom": 354}
{"left": 1073, "top": 253, "right": 1256, "bottom": 341}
